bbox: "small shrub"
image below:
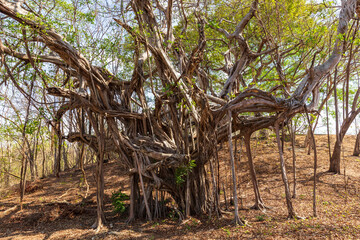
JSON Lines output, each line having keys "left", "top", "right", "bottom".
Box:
{"left": 256, "top": 215, "right": 265, "bottom": 221}
{"left": 222, "top": 227, "right": 231, "bottom": 237}
{"left": 175, "top": 159, "right": 196, "bottom": 185}
{"left": 111, "top": 190, "right": 129, "bottom": 214}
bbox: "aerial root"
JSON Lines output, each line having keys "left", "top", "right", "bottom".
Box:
{"left": 250, "top": 201, "right": 271, "bottom": 212}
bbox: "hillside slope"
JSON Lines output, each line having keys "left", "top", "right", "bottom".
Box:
{"left": 1, "top": 135, "right": 360, "bottom": 239}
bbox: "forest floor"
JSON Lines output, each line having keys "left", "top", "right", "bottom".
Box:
{"left": 1, "top": 134, "right": 360, "bottom": 239}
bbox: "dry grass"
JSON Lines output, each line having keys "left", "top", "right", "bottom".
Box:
{"left": 1, "top": 134, "right": 360, "bottom": 239}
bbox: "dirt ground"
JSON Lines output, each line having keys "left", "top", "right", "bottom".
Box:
{"left": 1, "top": 134, "right": 360, "bottom": 239}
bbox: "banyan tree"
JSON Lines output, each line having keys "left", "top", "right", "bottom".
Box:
{"left": 0, "top": 0, "right": 359, "bottom": 230}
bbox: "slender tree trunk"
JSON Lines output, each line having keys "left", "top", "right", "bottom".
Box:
{"left": 326, "top": 77, "right": 332, "bottom": 160}
{"left": 185, "top": 118, "right": 191, "bottom": 218}
{"left": 305, "top": 106, "right": 318, "bottom": 217}
{"left": 54, "top": 130, "right": 62, "bottom": 177}
{"left": 209, "top": 156, "right": 221, "bottom": 217}
{"left": 52, "top": 131, "right": 56, "bottom": 175}
{"left": 89, "top": 115, "right": 106, "bottom": 231}
{"left": 289, "top": 120, "right": 297, "bottom": 198}
{"left": 0, "top": 142, "right": 3, "bottom": 187}
{"left": 227, "top": 110, "right": 243, "bottom": 225}
{"left": 330, "top": 68, "right": 340, "bottom": 173}
{"left": 19, "top": 74, "right": 35, "bottom": 207}
{"left": 92, "top": 152, "right": 106, "bottom": 231}
{"left": 29, "top": 123, "right": 40, "bottom": 181}
{"left": 215, "top": 143, "right": 222, "bottom": 210}
{"left": 79, "top": 143, "right": 89, "bottom": 197}
{"left": 244, "top": 134, "right": 266, "bottom": 210}
{"left": 134, "top": 152, "right": 152, "bottom": 221}
{"left": 33, "top": 142, "right": 39, "bottom": 180}
{"left": 5, "top": 143, "right": 11, "bottom": 187}
{"left": 19, "top": 141, "right": 29, "bottom": 210}
{"left": 76, "top": 143, "right": 81, "bottom": 169}
{"left": 304, "top": 120, "right": 312, "bottom": 149}
{"left": 238, "top": 138, "right": 244, "bottom": 208}
{"left": 275, "top": 123, "right": 296, "bottom": 218}
{"left": 41, "top": 134, "right": 46, "bottom": 178}
{"left": 63, "top": 143, "right": 69, "bottom": 170}
{"left": 28, "top": 149, "right": 35, "bottom": 182}
{"left": 353, "top": 131, "right": 360, "bottom": 156}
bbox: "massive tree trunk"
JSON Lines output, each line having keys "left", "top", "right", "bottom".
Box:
{"left": 0, "top": 0, "right": 357, "bottom": 229}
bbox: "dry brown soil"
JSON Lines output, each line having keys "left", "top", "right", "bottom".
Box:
{"left": 1, "top": 135, "right": 360, "bottom": 239}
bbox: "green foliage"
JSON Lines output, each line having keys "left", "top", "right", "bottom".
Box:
{"left": 256, "top": 214, "right": 266, "bottom": 221}
{"left": 168, "top": 209, "right": 178, "bottom": 220}
{"left": 175, "top": 159, "right": 196, "bottom": 185}
{"left": 24, "top": 119, "right": 40, "bottom": 135}
{"left": 111, "top": 190, "right": 129, "bottom": 214}
{"left": 222, "top": 227, "right": 231, "bottom": 237}
{"left": 162, "top": 84, "right": 174, "bottom": 97}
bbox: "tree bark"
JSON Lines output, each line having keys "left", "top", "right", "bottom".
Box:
{"left": 5, "top": 143, "right": 11, "bottom": 187}
{"left": 353, "top": 131, "right": 360, "bottom": 156}
{"left": 92, "top": 153, "right": 106, "bottom": 231}
{"left": 244, "top": 134, "right": 266, "bottom": 210}
{"left": 63, "top": 143, "right": 69, "bottom": 170}
{"left": 329, "top": 140, "right": 342, "bottom": 173}
{"left": 289, "top": 120, "right": 297, "bottom": 198}
{"left": 330, "top": 68, "right": 341, "bottom": 173}
{"left": 305, "top": 106, "right": 318, "bottom": 217}
{"left": 227, "top": 110, "right": 243, "bottom": 225}
{"left": 329, "top": 107, "right": 360, "bottom": 173}
{"left": 54, "top": 124, "right": 62, "bottom": 178}
{"left": 0, "top": 0, "right": 357, "bottom": 225}
{"left": 275, "top": 123, "right": 296, "bottom": 218}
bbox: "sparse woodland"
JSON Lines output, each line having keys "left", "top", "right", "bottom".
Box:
{"left": 1, "top": 0, "right": 360, "bottom": 237}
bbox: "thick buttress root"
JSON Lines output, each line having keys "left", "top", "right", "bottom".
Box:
{"left": 250, "top": 201, "right": 272, "bottom": 211}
